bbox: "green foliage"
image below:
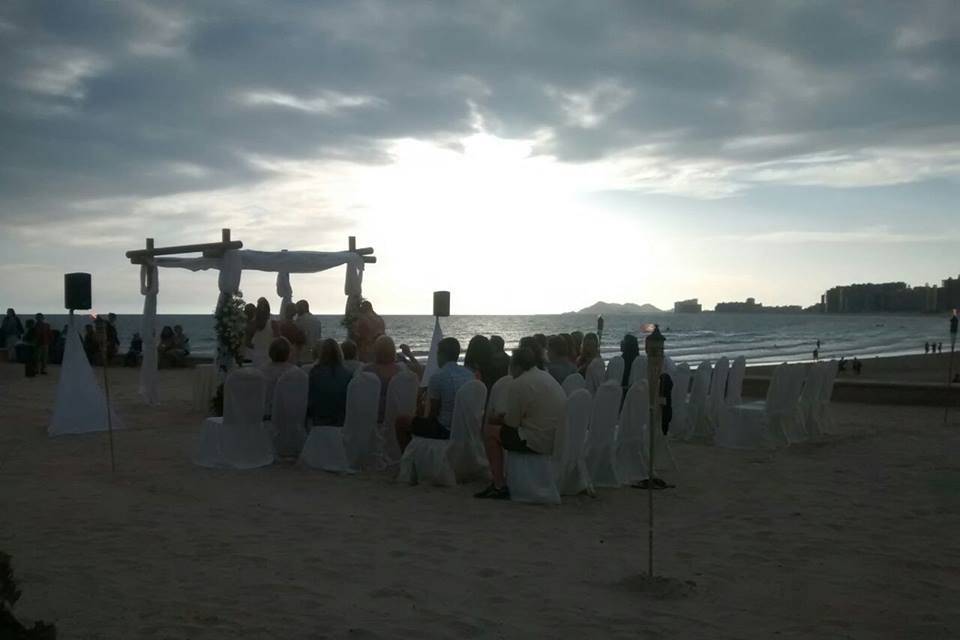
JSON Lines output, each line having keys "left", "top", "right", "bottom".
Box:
{"left": 213, "top": 292, "right": 247, "bottom": 370}
{"left": 0, "top": 552, "right": 57, "bottom": 639}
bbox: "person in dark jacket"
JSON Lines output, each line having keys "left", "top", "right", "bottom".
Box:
{"left": 307, "top": 338, "right": 353, "bottom": 427}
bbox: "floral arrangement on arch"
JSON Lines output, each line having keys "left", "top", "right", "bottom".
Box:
{"left": 214, "top": 292, "right": 247, "bottom": 371}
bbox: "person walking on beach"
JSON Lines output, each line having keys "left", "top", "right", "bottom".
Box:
{"left": 1, "top": 308, "right": 23, "bottom": 361}
{"left": 33, "top": 313, "right": 51, "bottom": 375}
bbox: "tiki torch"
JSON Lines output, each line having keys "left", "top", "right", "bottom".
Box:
{"left": 644, "top": 324, "right": 665, "bottom": 576}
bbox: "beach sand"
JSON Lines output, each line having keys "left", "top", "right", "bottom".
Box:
{"left": 1, "top": 361, "right": 959, "bottom": 638}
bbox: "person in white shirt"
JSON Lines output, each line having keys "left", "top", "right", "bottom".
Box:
{"left": 475, "top": 342, "right": 567, "bottom": 500}
{"left": 294, "top": 299, "right": 322, "bottom": 364}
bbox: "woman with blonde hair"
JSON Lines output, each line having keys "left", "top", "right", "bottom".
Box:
{"left": 362, "top": 334, "right": 400, "bottom": 422}
{"left": 577, "top": 332, "right": 605, "bottom": 395}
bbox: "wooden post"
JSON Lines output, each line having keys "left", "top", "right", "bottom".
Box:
{"left": 146, "top": 238, "right": 154, "bottom": 252}
{"left": 222, "top": 228, "right": 231, "bottom": 243}
{"left": 349, "top": 236, "right": 356, "bottom": 252}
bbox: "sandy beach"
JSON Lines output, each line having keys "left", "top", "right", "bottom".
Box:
{"left": 2, "top": 360, "right": 959, "bottom": 639}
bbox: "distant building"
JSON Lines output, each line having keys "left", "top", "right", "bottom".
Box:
{"left": 823, "top": 281, "right": 940, "bottom": 313}
{"left": 715, "top": 297, "right": 802, "bottom": 313}
{"left": 674, "top": 298, "right": 702, "bottom": 313}
{"left": 939, "top": 274, "right": 960, "bottom": 312}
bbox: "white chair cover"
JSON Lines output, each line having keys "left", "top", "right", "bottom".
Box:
{"left": 812, "top": 361, "right": 838, "bottom": 436}
{"left": 716, "top": 364, "right": 804, "bottom": 449}
{"left": 628, "top": 354, "right": 648, "bottom": 388}
{"left": 562, "top": 372, "right": 586, "bottom": 396}
{"left": 605, "top": 356, "right": 624, "bottom": 385}
{"left": 684, "top": 360, "right": 712, "bottom": 441}
{"left": 270, "top": 366, "right": 308, "bottom": 457}
{"left": 584, "top": 381, "right": 621, "bottom": 487}
{"left": 778, "top": 364, "right": 809, "bottom": 444}
{"left": 616, "top": 380, "right": 649, "bottom": 485}
{"left": 554, "top": 389, "right": 593, "bottom": 496}
{"left": 299, "top": 426, "right": 353, "bottom": 473}
{"left": 506, "top": 452, "right": 561, "bottom": 505}
{"left": 584, "top": 357, "right": 605, "bottom": 395}
{"left": 379, "top": 368, "right": 419, "bottom": 467}
{"left": 702, "top": 356, "right": 729, "bottom": 439}
{"left": 668, "top": 362, "right": 691, "bottom": 440}
{"left": 398, "top": 379, "right": 488, "bottom": 486}
{"left": 342, "top": 372, "right": 381, "bottom": 470}
{"left": 194, "top": 367, "right": 274, "bottom": 469}
{"left": 488, "top": 375, "right": 513, "bottom": 416}
{"left": 726, "top": 356, "right": 746, "bottom": 406}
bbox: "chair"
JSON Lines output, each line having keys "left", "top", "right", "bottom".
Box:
{"left": 716, "top": 364, "right": 806, "bottom": 449}
{"left": 270, "top": 367, "right": 308, "bottom": 457}
{"left": 668, "top": 362, "right": 691, "bottom": 439}
{"left": 562, "top": 372, "right": 586, "bottom": 396}
{"left": 584, "top": 357, "right": 606, "bottom": 395}
{"left": 584, "top": 381, "right": 622, "bottom": 487}
{"left": 701, "top": 356, "right": 729, "bottom": 440}
{"left": 194, "top": 367, "right": 275, "bottom": 469}
{"left": 616, "top": 380, "right": 649, "bottom": 485}
{"left": 488, "top": 375, "right": 513, "bottom": 416}
{"left": 777, "top": 364, "right": 809, "bottom": 444}
{"left": 300, "top": 372, "right": 380, "bottom": 473}
{"left": 810, "top": 361, "right": 838, "bottom": 436}
{"left": 554, "top": 389, "right": 594, "bottom": 496}
{"left": 683, "top": 360, "right": 712, "bottom": 441}
{"left": 506, "top": 451, "right": 561, "bottom": 505}
{"left": 379, "top": 369, "right": 419, "bottom": 468}
{"left": 628, "top": 354, "right": 648, "bottom": 388}
{"left": 726, "top": 356, "right": 746, "bottom": 406}
{"left": 605, "top": 356, "right": 624, "bottom": 385}
{"left": 397, "top": 380, "right": 489, "bottom": 486}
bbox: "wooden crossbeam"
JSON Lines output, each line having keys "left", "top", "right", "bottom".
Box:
{"left": 126, "top": 240, "right": 243, "bottom": 263}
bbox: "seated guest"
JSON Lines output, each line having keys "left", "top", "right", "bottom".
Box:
{"left": 398, "top": 343, "right": 424, "bottom": 379}
{"left": 259, "top": 337, "right": 296, "bottom": 418}
{"left": 124, "top": 332, "right": 143, "bottom": 367}
{"left": 395, "top": 337, "right": 474, "bottom": 451}
{"left": 533, "top": 333, "right": 548, "bottom": 362}
{"left": 518, "top": 336, "right": 545, "bottom": 369}
{"left": 340, "top": 339, "right": 363, "bottom": 374}
{"left": 546, "top": 334, "right": 577, "bottom": 384}
{"left": 307, "top": 338, "right": 353, "bottom": 426}
{"left": 570, "top": 331, "right": 584, "bottom": 363}
{"left": 464, "top": 334, "right": 495, "bottom": 389}
{"left": 475, "top": 344, "right": 567, "bottom": 499}
{"left": 277, "top": 305, "right": 306, "bottom": 362}
{"left": 489, "top": 335, "right": 511, "bottom": 382}
{"left": 363, "top": 335, "right": 402, "bottom": 423}
{"left": 577, "top": 332, "right": 604, "bottom": 394}
{"left": 173, "top": 324, "right": 190, "bottom": 356}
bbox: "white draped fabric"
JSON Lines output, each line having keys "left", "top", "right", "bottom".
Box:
{"left": 605, "top": 356, "right": 625, "bottom": 385}
{"left": 616, "top": 380, "right": 649, "bottom": 485}
{"left": 49, "top": 326, "right": 123, "bottom": 437}
{"left": 669, "top": 362, "right": 691, "bottom": 439}
{"left": 584, "top": 381, "right": 622, "bottom": 488}
{"left": 270, "top": 367, "right": 308, "bottom": 457}
{"left": 561, "top": 372, "right": 586, "bottom": 396}
{"left": 702, "top": 356, "right": 730, "bottom": 438}
{"left": 506, "top": 452, "right": 561, "bottom": 505}
{"left": 554, "top": 389, "right": 593, "bottom": 496}
{"left": 685, "top": 360, "right": 713, "bottom": 441}
{"left": 299, "top": 371, "right": 380, "bottom": 473}
{"left": 726, "top": 356, "right": 747, "bottom": 406}
{"left": 139, "top": 249, "right": 365, "bottom": 404}
{"left": 276, "top": 269, "right": 293, "bottom": 318}
{"left": 138, "top": 262, "right": 159, "bottom": 404}
{"left": 379, "top": 368, "right": 419, "bottom": 467}
{"left": 398, "top": 379, "right": 489, "bottom": 486}
{"left": 193, "top": 367, "right": 274, "bottom": 468}
{"left": 584, "top": 357, "right": 605, "bottom": 395}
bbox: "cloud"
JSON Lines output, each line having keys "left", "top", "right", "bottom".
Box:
{"left": 718, "top": 227, "right": 960, "bottom": 245}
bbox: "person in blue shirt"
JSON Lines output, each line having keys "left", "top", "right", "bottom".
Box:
{"left": 395, "top": 337, "right": 474, "bottom": 451}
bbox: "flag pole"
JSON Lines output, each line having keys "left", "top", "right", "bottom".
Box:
{"left": 96, "top": 320, "right": 116, "bottom": 473}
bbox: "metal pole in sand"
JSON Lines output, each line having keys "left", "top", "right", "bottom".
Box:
{"left": 97, "top": 320, "right": 116, "bottom": 473}
{"left": 946, "top": 311, "right": 958, "bottom": 425}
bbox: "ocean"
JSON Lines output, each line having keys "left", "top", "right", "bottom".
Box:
{"left": 37, "top": 312, "right": 954, "bottom": 365}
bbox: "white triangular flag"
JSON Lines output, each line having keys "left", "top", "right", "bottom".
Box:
{"left": 420, "top": 317, "right": 443, "bottom": 388}
{"left": 49, "top": 326, "right": 122, "bottom": 436}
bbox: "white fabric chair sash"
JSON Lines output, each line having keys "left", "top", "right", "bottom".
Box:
{"left": 554, "top": 389, "right": 593, "bottom": 496}
{"left": 584, "top": 357, "right": 605, "bottom": 395}
{"left": 684, "top": 360, "right": 712, "bottom": 441}
{"left": 380, "top": 368, "right": 419, "bottom": 467}
{"left": 271, "top": 366, "right": 308, "bottom": 457}
{"left": 562, "top": 372, "right": 586, "bottom": 396}
{"left": 616, "top": 380, "right": 649, "bottom": 485}
{"left": 584, "top": 381, "right": 622, "bottom": 487}
{"left": 506, "top": 452, "right": 561, "bottom": 505}
{"left": 194, "top": 367, "right": 274, "bottom": 469}
{"left": 605, "top": 356, "right": 624, "bottom": 385}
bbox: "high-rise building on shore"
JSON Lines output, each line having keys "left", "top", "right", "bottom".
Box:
{"left": 673, "top": 298, "right": 702, "bottom": 313}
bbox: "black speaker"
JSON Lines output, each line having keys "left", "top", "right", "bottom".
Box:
{"left": 65, "top": 273, "right": 92, "bottom": 310}
{"left": 433, "top": 291, "right": 450, "bottom": 317}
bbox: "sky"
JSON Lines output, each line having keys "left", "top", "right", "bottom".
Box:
{"left": 1, "top": 1, "right": 958, "bottom": 315}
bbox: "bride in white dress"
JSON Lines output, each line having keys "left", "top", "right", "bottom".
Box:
{"left": 248, "top": 298, "right": 276, "bottom": 368}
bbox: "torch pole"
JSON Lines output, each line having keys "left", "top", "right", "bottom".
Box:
{"left": 946, "top": 333, "right": 957, "bottom": 425}
{"left": 644, "top": 325, "right": 665, "bottom": 577}
{"left": 97, "top": 323, "right": 116, "bottom": 473}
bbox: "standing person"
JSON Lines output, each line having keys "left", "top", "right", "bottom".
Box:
{"left": 1, "top": 308, "right": 23, "bottom": 362}
{"left": 242, "top": 303, "right": 257, "bottom": 359}
{"left": 352, "top": 300, "right": 386, "bottom": 363}
{"left": 104, "top": 313, "right": 120, "bottom": 362}
{"left": 173, "top": 325, "right": 191, "bottom": 357}
{"left": 249, "top": 298, "right": 277, "bottom": 368}
{"left": 33, "top": 313, "right": 51, "bottom": 375}
{"left": 488, "top": 335, "right": 511, "bottom": 382}
{"left": 124, "top": 332, "right": 143, "bottom": 367}
{"left": 938, "top": 342, "right": 943, "bottom": 354}
{"left": 276, "top": 305, "right": 305, "bottom": 362}
{"left": 294, "top": 299, "right": 322, "bottom": 363}
{"left": 475, "top": 344, "right": 567, "bottom": 499}
{"left": 307, "top": 339, "right": 354, "bottom": 427}
{"left": 570, "top": 331, "right": 584, "bottom": 363}
{"left": 546, "top": 335, "right": 577, "bottom": 384}
{"left": 83, "top": 324, "right": 99, "bottom": 364}
{"left": 925, "top": 342, "right": 930, "bottom": 354}
{"left": 21, "top": 319, "right": 37, "bottom": 376}
{"left": 619, "top": 334, "right": 641, "bottom": 397}
{"left": 395, "top": 337, "right": 474, "bottom": 451}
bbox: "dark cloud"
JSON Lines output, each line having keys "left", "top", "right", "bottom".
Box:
{"left": 0, "top": 0, "right": 958, "bottom": 223}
